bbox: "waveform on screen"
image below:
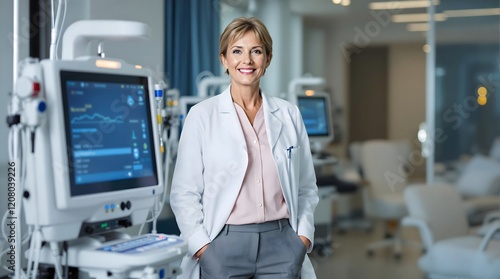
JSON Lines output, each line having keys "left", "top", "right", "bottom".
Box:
{"left": 71, "top": 113, "right": 125, "bottom": 124}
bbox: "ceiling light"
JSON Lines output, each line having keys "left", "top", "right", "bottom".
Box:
{"left": 392, "top": 13, "right": 447, "bottom": 23}
{"left": 422, "top": 44, "right": 431, "bottom": 53}
{"left": 477, "top": 96, "right": 487, "bottom": 106}
{"left": 341, "top": 0, "right": 351, "bottom": 6}
{"left": 477, "top": 86, "right": 487, "bottom": 96}
{"left": 393, "top": 8, "right": 500, "bottom": 23}
{"left": 445, "top": 8, "right": 500, "bottom": 18}
{"left": 332, "top": 0, "right": 342, "bottom": 4}
{"left": 407, "top": 23, "right": 430, "bottom": 32}
{"left": 369, "top": 0, "right": 439, "bottom": 10}
{"left": 95, "top": 59, "right": 122, "bottom": 69}
{"left": 305, "top": 90, "right": 315, "bottom": 96}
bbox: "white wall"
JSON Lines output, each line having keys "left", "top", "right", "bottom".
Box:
{"left": 303, "top": 28, "right": 325, "bottom": 78}
{"left": 388, "top": 44, "right": 426, "bottom": 141}
{"left": 388, "top": 44, "right": 427, "bottom": 178}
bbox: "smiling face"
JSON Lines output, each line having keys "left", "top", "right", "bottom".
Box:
{"left": 220, "top": 31, "right": 272, "bottom": 90}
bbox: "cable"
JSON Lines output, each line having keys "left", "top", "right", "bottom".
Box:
{"left": 138, "top": 123, "right": 174, "bottom": 236}
{"left": 136, "top": 85, "right": 179, "bottom": 236}
{"left": 0, "top": 213, "right": 33, "bottom": 254}
{"left": 49, "top": 0, "right": 57, "bottom": 60}
{"left": 5, "top": 86, "right": 26, "bottom": 278}
{"left": 53, "top": 0, "right": 62, "bottom": 38}
{"left": 50, "top": 0, "right": 65, "bottom": 60}
{"left": 19, "top": 128, "right": 42, "bottom": 278}
{"left": 54, "top": 0, "right": 67, "bottom": 60}
{"left": 63, "top": 242, "right": 68, "bottom": 279}
{"left": 27, "top": 128, "right": 43, "bottom": 279}
{"left": 30, "top": 130, "right": 35, "bottom": 153}
{"left": 25, "top": 231, "right": 37, "bottom": 279}
{"left": 0, "top": 258, "right": 27, "bottom": 279}
{"left": 50, "top": 0, "right": 55, "bottom": 28}
{"left": 0, "top": 211, "right": 8, "bottom": 242}
{"left": 50, "top": 242, "right": 63, "bottom": 279}
{"left": 12, "top": 126, "right": 25, "bottom": 279}
{"left": 25, "top": 130, "right": 36, "bottom": 279}
{"left": 8, "top": 125, "right": 22, "bottom": 167}
{"left": 31, "top": 230, "right": 43, "bottom": 279}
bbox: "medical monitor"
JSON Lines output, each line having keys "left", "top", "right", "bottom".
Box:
{"left": 60, "top": 71, "right": 158, "bottom": 196}
{"left": 22, "top": 58, "right": 163, "bottom": 241}
{"left": 296, "top": 93, "right": 334, "bottom": 154}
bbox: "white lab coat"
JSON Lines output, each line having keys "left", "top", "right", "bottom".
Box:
{"left": 170, "top": 86, "right": 319, "bottom": 279}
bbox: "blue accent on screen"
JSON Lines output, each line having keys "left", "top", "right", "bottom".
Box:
{"left": 73, "top": 147, "right": 132, "bottom": 158}
{"left": 61, "top": 71, "right": 158, "bottom": 197}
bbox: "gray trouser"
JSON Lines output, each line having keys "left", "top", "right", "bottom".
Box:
{"left": 199, "top": 219, "right": 306, "bottom": 279}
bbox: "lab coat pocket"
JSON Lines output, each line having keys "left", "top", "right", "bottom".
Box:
{"left": 286, "top": 146, "right": 301, "bottom": 182}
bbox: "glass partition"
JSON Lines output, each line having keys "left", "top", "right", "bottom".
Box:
{"left": 432, "top": 0, "right": 500, "bottom": 182}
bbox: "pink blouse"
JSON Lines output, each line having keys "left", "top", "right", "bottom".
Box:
{"left": 226, "top": 103, "right": 289, "bottom": 225}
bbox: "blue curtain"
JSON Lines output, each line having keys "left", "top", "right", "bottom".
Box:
{"left": 165, "top": 0, "right": 221, "bottom": 96}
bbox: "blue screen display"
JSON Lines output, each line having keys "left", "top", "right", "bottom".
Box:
{"left": 61, "top": 71, "right": 158, "bottom": 196}
{"left": 297, "top": 96, "right": 330, "bottom": 137}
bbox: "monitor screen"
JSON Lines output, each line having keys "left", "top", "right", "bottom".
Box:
{"left": 60, "top": 71, "right": 159, "bottom": 197}
{"left": 297, "top": 95, "right": 331, "bottom": 137}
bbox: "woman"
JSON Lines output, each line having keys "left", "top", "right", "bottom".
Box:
{"left": 170, "top": 17, "right": 319, "bottom": 279}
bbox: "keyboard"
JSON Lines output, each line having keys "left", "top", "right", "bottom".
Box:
{"left": 98, "top": 234, "right": 185, "bottom": 254}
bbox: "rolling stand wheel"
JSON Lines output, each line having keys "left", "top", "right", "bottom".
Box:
{"left": 366, "top": 249, "right": 374, "bottom": 257}
{"left": 312, "top": 239, "right": 334, "bottom": 261}
{"left": 314, "top": 246, "right": 333, "bottom": 261}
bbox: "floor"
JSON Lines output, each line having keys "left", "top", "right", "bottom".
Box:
{"left": 311, "top": 222, "right": 426, "bottom": 279}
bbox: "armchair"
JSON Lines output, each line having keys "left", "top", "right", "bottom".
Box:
{"left": 404, "top": 184, "right": 500, "bottom": 279}
{"left": 454, "top": 155, "right": 500, "bottom": 225}
{"left": 360, "top": 140, "right": 419, "bottom": 258}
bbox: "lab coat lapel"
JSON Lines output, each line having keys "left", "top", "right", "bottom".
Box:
{"left": 218, "top": 86, "right": 246, "bottom": 147}
{"left": 262, "top": 93, "right": 282, "bottom": 150}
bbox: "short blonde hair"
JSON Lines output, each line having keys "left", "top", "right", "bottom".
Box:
{"left": 219, "top": 17, "right": 273, "bottom": 74}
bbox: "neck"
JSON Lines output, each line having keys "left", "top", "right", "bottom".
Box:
{"left": 230, "top": 84, "right": 262, "bottom": 111}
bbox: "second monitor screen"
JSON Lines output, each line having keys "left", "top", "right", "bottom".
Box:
{"left": 297, "top": 96, "right": 330, "bottom": 137}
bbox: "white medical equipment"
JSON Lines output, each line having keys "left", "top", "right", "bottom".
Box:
{"left": 287, "top": 76, "right": 325, "bottom": 103}
{"left": 295, "top": 92, "right": 335, "bottom": 156}
{"left": 196, "top": 71, "right": 229, "bottom": 97}
{"left": 5, "top": 20, "right": 187, "bottom": 279}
